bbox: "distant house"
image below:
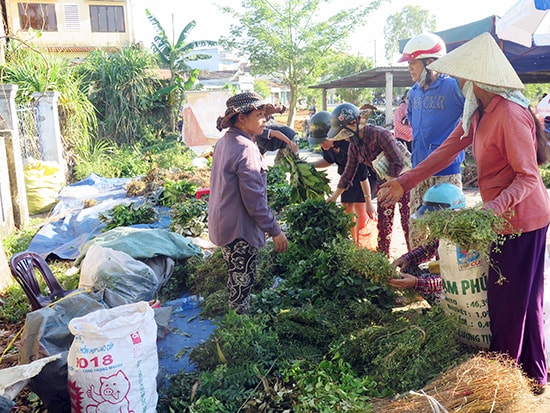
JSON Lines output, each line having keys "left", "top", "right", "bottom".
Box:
{"left": 1, "top": 0, "right": 135, "bottom": 58}
{"left": 187, "top": 47, "right": 290, "bottom": 104}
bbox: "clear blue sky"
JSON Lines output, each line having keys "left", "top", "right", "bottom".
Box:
{"left": 132, "top": 0, "right": 543, "bottom": 64}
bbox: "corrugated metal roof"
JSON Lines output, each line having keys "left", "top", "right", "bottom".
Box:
{"left": 309, "top": 66, "right": 413, "bottom": 90}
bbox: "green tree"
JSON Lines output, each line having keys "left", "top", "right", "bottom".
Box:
{"left": 220, "top": 0, "right": 387, "bottom": 127}
{"left": 384, "top": 5, "right": 436, "bottom": 64}
{"left": 0, "top": 43, "right": 97, "bottom": 165}
{"left": 146, "top": 10, "right": 217, "bottom": 131}
{"left": 79, "top": 45, "right": 161, "bottom": 145}
{"left": 325, "top": 53, "right": 375, "bottom": 105}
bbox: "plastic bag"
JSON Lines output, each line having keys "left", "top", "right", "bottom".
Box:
{"left": 24, "top": 160, "right": 65, "bottom": 214}
{"left": 358, "top": 218, "right": 378, "bottom": 251}
{"left": 79, "top": 245, "right": 159, "bottom": 307}
{"left": 67, "top": 301, "right": 158, "bottom": 413}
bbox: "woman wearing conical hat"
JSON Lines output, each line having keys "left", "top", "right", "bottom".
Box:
{"left": 378, "top": 32, "right": 550, "bottom": 392}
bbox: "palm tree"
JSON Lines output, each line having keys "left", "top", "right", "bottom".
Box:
{"left": 145, "top": 10, "right": 217, "bottom": 132}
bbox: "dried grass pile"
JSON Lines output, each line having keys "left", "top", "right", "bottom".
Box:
{"left": 371, "top": 353, "right": 537, "bottom": 413}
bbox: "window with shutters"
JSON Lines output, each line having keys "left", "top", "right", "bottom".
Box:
{"left": 18, "top": 3, "right": 58, "bottom": 32}
{"left": 63, "top": 4, "right": 80, "bottom": 31}
{"left": 89, "top": 5, "right": 125, "bottom": 33}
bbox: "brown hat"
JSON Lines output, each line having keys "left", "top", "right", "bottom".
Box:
{"left": 216, "top": 91, "right": 286, "bottom": 131}
{"left": 427, "top": 32, "right": 524, "bottom": 90}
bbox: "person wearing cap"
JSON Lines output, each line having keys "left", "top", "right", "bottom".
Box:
{"left": 210, "top": 91, "right": 289, "bottom": 314}
{"left": 325, "top": 103, "right": 410, "bottom": 257}
{"left": 398, "top": 33, "right": 465, "bottom": 249}
{"left": 308, "top": 110, "right": 373, "bottom": 246}
{"left": 379, "top": 32, "right": 550, "bottom": 390}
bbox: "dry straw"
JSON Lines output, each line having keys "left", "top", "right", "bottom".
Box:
{"left": 371, "top": 353, "right": 539, "bottom": 412}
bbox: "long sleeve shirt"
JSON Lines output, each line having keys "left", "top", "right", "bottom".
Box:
{"left": 338, "top": 125, "right": 404, "bottom": 189}
{"left": 399, "top": 96, "right": 550, "bottom": 234}
{"left": 401, "top": 240, "right": 439, "bottom": 268}
{"left": 407, "top": 74, "right": 465, "bottom": 175}
{"left": 208, "top": 127, "right": 282, "bottom": 248}
{"left": 393, "top": 102, "right": 412, "bottom": 142}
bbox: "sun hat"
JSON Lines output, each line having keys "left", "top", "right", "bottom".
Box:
{"left": 216, "top": 91, "right": 286, "bottom": 131}
{"left": 427, "top": 32, "right": 524, "bottom": 90}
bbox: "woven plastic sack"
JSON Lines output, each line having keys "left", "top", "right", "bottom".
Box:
{"left": 67, "top": 301, "right": 158, "bottom": 413}
{"left": 438, "top": 240, "right": 491, "bottom": 349}
{"left": 24, "top": 160, "right": 64, "bottom": 214}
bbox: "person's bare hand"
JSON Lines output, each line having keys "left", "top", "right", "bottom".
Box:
{"left": 378, "top": 179, "right": 405, "bottom": 208}
{"left": 391, "top": 256, "right": 409, "bottom": 269}
{"left": 272, "top": 232, "right": 288, "bottom": 253}
{"left": 388, "top": 272, "right": 416, "bottom": 289}
{"left": 365, "top": 199, "right": 376, "bottom": 219}
{"left": 288, "top": 141, "right": 299, "bottom": 153}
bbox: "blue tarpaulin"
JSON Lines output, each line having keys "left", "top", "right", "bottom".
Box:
{"left": 157, "top": 295, "right": 217, "bottom": 389}
{"left": 27, "top": 173, "right": 172, "bottom": 260}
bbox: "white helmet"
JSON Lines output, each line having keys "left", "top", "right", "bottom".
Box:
{"left": 398, "top": 33, "right": 446, "bottom": 63}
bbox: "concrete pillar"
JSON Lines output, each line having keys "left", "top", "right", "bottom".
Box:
{"left": 385, "top": 72, "right": 394, "bottom": 128}
{"left": 32, "top": 91, "right": 66, "bottom": 178}
{"left": 0, "top": 84, "right": 19, "bottom": 131}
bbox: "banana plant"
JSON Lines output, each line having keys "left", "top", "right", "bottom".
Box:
{"left": 145, "top": 9, "right": 217, "bottom": 131}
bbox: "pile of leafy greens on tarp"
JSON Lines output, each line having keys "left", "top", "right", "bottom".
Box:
{"left": 158, "top": 199, "right": 474, "bottom": 412}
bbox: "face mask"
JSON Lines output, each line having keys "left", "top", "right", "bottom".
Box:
{"left": 417, "top": 67, "right": 428, "bottom": 87}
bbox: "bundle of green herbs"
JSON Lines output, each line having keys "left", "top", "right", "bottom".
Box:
{"left": 413, "top": 207, "right": 518, "bottom": 256}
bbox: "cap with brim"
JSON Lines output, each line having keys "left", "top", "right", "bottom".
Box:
{"left": 216, "top": 91, "right": 286, "bottom": 131}
{"left": 308, "top": 135, "right": 326, "bottom": 146}
{"left": 427, "top": 32, "right": 524, "bottom": 90}
{"left": 327, "top": 105, "right": 377, "bottom": 141}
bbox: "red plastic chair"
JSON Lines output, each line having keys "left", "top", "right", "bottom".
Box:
{"left": 9, "top": 251, "right": 72, "bottom": 311}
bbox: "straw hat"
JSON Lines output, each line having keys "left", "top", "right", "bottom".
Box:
{"left": 427, "top": 32, "right": 524, "bottom": 90}
{"left": 216, "top": 91, "right": 286, "bottom": 131}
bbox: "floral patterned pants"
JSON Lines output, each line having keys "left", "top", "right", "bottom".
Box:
{"left": 222, "top": 239, "right": 258, "bottom": 314}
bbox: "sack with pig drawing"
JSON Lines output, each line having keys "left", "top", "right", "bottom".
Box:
{"left": 67, "top": 301, "right": 158, "bottom": 413}
{"left": 438, "top": 240, "right": 491, "bottom": 349}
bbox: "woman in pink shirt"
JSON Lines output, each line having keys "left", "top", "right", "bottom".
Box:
{"left": 379, "top": 33, "right": 550, "bottom": 392}
{"left": 393, "top": 90, "right": 413, "bottom": 152}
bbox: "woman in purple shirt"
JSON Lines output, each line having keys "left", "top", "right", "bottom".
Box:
{"left": 209, "top": 92, "right": 288, "bottom": 314}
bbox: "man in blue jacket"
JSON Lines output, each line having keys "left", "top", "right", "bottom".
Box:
{"left": 398, "top": 32, "right": 465, "bottom": 247}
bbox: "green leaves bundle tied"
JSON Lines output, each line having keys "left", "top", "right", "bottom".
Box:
{"left": 278, "top": 152, "right": 331, "bottom": 203}
{"left": 413, "top": 207, "right": 517, "bottom": 254}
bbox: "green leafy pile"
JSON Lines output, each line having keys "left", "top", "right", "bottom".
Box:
{"left": 266, "top": 164, "right": 292, "bottom": 213}
{"left": 284, "top": 199, "right": 353, "bottom": 251}
{"left": 160, "top": 179, "right": 198, "bottom": 207}
{"left": 279, "top": 152, "right": 331, "bottom": 202}
{"left": 98, "top": 201, "right": 157, "bottom": 230}
{"left": 413, "top": 207, "right": 517, "bottom": 255}
{"left": 170, "top": 198, "right": 208, "bottom": 237}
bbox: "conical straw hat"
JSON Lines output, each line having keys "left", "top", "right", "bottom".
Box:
{"left": 428, "top": 32, "right": 524, "bottom": 90}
